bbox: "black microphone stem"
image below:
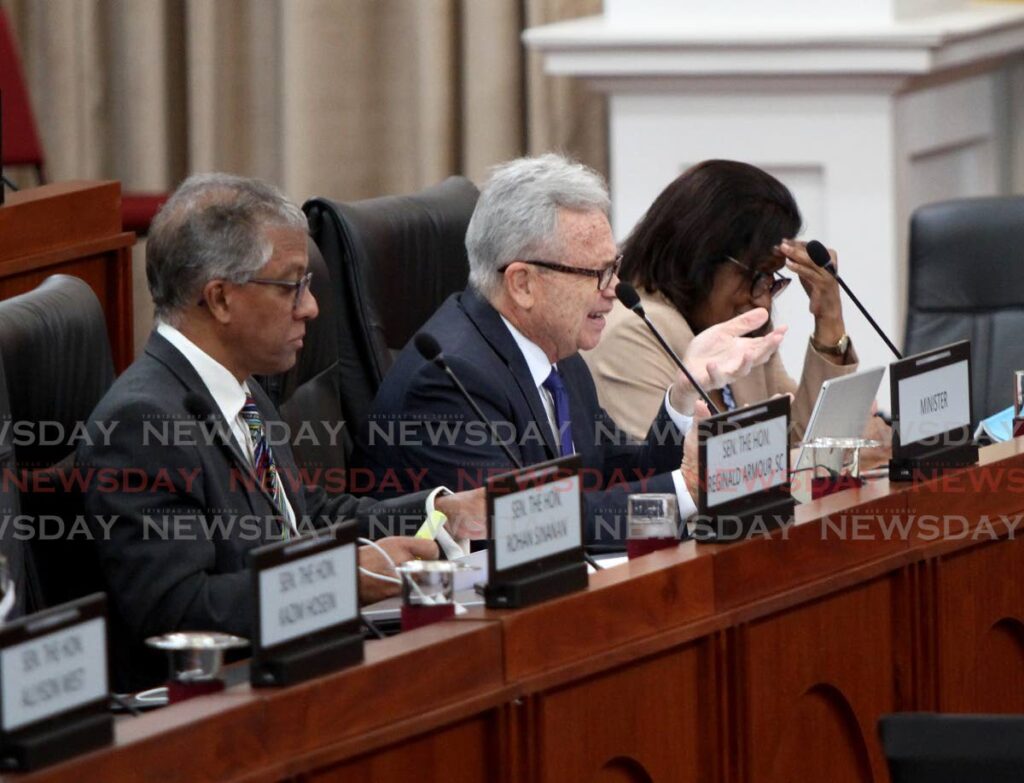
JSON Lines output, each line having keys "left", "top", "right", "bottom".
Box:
{"left": 640, "top": 313, "right": 721, "bottom": 415}
{"left": 806, "top": 239, "right": 902, "bottom": 361}
{"left": 832, "top": 276, "right": 902, "bottom": 360}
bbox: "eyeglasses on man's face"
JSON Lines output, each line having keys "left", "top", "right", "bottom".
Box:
{"left": 499, "top": 255, "right": 623, "bottom": 291}
{"left": 245, "top": 271, "right": 314, "bottom": 311}
{"left": 725, "top": 256, "right": 791, "bottom": 300}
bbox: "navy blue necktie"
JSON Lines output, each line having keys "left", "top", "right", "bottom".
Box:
{"left": 721, "top": 384, "right": 737, "bottom": 412}
{"left": 542, "top": 366, "right": 574, "bottom": 457}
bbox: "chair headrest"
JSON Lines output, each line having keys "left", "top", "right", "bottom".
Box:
{"left": 0, "top": 275, "right": 114, "bottom": 468}
{"left": 320, "top": 175, "right": 479, "bottom": 352}
{"left": 909, "top": 195, "right": 1024, "bottom": 311}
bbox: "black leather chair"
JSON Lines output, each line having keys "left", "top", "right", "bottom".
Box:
{"left": 303, "top": 176, "right": 479, "bottom": 431}
{"left": 880, "top": 713, "right": 1024, "bottom": 782}
{"left": 0, "top": 275, "right": 115, "bottom": 609}
{"left": 902, "top": 195, "right": 1024, "bottom": 423}
{"left": 256, "top": 239, "right": 351, "bottom": 479}
{"left": 0, "top": 352, "right": 36, "bottom": 620}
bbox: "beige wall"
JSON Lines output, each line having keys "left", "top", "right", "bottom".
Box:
{"left": 3, "top": 0, "right": 606, "bottom": 352}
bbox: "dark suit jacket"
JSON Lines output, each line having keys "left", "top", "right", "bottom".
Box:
{"left": 78, "top": 333, "right": 428, "bottom": 691}
{"left": 354, "top": 289, "right": 682, "bottom": 547}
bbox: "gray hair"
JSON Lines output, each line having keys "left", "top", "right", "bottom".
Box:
{"left": 146, "top": 172, "right": 308, "bottom": 322}
{"left": 466, "top": 153, "right": 610, "bottom": 299}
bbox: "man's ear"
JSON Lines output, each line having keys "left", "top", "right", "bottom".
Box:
{"left": 503, "top": 263, "right": 536, "bottom": 310}
{"left": 200, "top": 280, "right": 232, "bottom": 324}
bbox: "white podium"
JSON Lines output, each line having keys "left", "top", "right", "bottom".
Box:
{"left": 525, "top": 1, "right": 1024, "bottom": 393}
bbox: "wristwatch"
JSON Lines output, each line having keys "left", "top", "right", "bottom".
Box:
{"left": 810, "top": 333, "right": 850, "bottom": 356}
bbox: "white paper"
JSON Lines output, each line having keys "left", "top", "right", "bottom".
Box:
{"left": 898, "top": 359, "right": 970, "bottom": 446}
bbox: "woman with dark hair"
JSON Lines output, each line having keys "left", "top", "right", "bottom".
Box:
{"left": 586, "top": 159, "right": 858, "bottom": 443}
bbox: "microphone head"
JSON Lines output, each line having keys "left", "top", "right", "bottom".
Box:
{"left": 615, "top": 281, "right": 645, "bottom": 316}
{"left": 414, "top": 332, "right": 444, "bottom": 365}
{"left": 806, "top": 240, "right": 835, "bottom": 271}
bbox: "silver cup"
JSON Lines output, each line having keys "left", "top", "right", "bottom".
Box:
{"left": 146, "top": 631, "right": 248, "bottom": 683}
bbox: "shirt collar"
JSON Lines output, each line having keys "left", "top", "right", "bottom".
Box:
{"left": 156, "top": 321, "right": 249, "bottom": 423}
{"left": 499, "top": 315, "right": 555, "bottom": 388}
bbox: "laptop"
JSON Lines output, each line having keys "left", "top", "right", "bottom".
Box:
{"left": 792, "top": 366, "right": 886, "bottom": 503}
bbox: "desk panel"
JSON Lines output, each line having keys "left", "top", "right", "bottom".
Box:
{"left": 12, "top": 443, "right": 1024, "bottom": 782}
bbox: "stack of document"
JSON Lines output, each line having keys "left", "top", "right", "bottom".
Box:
{"left": 974, "top": 406, "right": 1015, "bottom": 444}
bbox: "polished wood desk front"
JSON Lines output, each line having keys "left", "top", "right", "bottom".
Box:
{"left": 13, "top": 442, "right": 1024, "bottom": 783}
{"left": 0, "top": 181, "right": 134, "bottom": 371}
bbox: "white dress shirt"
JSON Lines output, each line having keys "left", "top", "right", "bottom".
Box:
{"left": 156, "top": 322, "right": 298, "bottom": 533}
{"left": 499, "top": 317, "right": 697, "bottom": 519}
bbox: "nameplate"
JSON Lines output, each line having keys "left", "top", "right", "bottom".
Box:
{"left": 888, "top": 340, "right": 977, "bottom": 481}
{"left": 0, "top": 594, "right": 112, "bottom": 771}
{"left": 485, "top": 455, "right": 587, "bottom": 609}
{"left": 249, "top": 521, "right": 363, "bottom": 687}
{"left": 0, "top": 595, "right": 108, "bottom": 735}
{"left": 253, "top": 526, "right": 358, "bottom": 650}
{"left": 702, "top": 404, "right": 789, "bottom": 509}
{"left": 492, "top": 472, "right": 582, "bottom": 572}
{"left": 695, "top": 395, "right": 794, "bottom": 542}
{"left": 895, "top": 354, "right": 971, "bottom": 447}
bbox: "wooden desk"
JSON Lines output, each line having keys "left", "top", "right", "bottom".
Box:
{"left": 11, "top": 442, "right": 1024, "bottom": 782}
{"left": 0, "top": 182, "right": 134, "bottom": 371}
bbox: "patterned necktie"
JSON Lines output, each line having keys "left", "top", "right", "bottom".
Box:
{"left": 240, "top": 394, "right": 287, "bottom": 529}
{"left": 542, "top": 366, "right": 574, "bottom": 457}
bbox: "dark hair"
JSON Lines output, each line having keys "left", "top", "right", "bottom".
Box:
{"left": 619, "top": 160, "right": 801, "bottom": 319}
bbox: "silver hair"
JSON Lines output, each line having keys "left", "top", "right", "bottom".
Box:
{"left": 146, "top": 172, "right": 308, "bottom": 323}
{"left": 466, "top": 153, "right": 610, "bottom": 299}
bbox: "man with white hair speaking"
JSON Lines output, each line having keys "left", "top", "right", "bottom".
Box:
{"left": 356, "top": 154, "right": 785, "bottom": 547}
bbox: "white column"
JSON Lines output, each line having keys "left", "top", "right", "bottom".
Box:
{"left": 525, "top": 3, "right": 1024, "bottom": 402}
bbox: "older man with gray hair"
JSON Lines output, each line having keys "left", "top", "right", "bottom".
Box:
{"left": 357, "top": 154, "right": 785, "bottom": 546}
{"left": 79, "top": 173, "right": 482, "bottom": 691}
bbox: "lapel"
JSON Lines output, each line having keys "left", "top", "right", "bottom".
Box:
{"left": 560, "top": 356, "right": 596, "bottom": 462}
{"left": 460, "top": 291, "right": 559, "bottom": 459}
{"left": 145, "top": 332, "right": 286, "bottom": 520}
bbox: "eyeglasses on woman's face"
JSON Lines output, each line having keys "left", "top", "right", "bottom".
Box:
{"left": 724, "top": 256, "right": 790, "bottom": 300}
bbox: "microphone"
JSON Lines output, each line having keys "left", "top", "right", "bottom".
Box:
{"left": 414, "top": 333, "right": 605, "bottom": 570}
{"left": 615, "top": 282, "right": 721, "bottom": 415}
{"left": 414, "top": 333, "right": 524, "bottom": 469}
{"left": 806, "top": 240, "right": 902, "bottom": 360}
